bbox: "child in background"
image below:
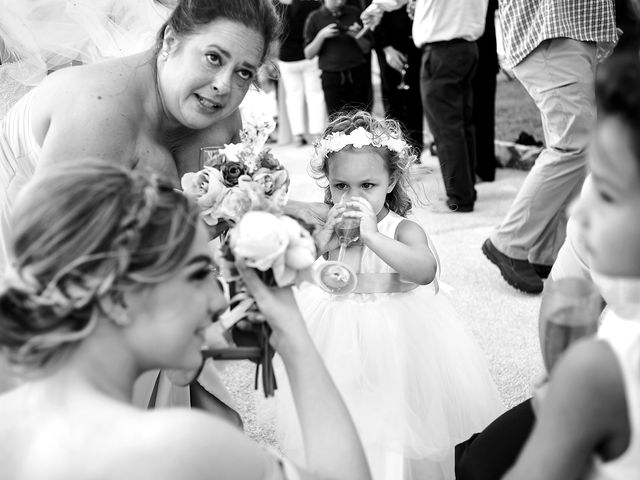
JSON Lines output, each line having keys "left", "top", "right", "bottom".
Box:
{"left": 303, "top": 0, "right": 372, "bottom": 116}
{"left": 275, "top": 111, "right": 503, "bottom": 480}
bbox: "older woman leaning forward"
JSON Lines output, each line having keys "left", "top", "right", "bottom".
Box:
{"left": 0, "top": 0, "right": 280, "bottom": 423}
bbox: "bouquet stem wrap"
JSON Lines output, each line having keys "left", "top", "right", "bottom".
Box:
{"left": 219, "top": 253, "right": 277, "bottom": 397}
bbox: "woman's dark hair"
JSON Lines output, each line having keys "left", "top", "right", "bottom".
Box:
{"left": 155, "top": 0, "right": 282, "bottom": 62}
{"left": 596, "top": 52, "right": 640, "bottom": 163}
{"left": 0, "top": 160, "right": 201, "bottom": 372}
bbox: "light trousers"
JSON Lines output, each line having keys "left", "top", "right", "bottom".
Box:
{"left": 278, "top": 58, "right": 326, "bottom": 136}
{"left": 491, "top": 38, "right": 597, "bottom": 265}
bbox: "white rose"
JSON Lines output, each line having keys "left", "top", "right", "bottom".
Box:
{"left": 181, "top": 167, "right": 227, "bottom": 209}
{"left": 278, "top": 216, "right": 317, "bottom": 277}
{"left": 229, "top": 211, "right": 289, "bottom": 271}
{"left": 220, "top": 143, "right": 244, "bottom": 163}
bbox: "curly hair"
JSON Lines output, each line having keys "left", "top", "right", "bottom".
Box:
{"left": 0, "top": 160, "right": 201, "bottom": 372}
{"left": 155, "top": 0, "right": 282, "bottom": 63}
{"left": 309, "top": 110, "right": 418, "bottom": 217}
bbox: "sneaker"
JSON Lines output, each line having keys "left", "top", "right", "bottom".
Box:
{"left": 482, "top": 239, "right": 543, "bottom": 294}
{"left": 531, "top": 263, "right": 552, "bottom": 279}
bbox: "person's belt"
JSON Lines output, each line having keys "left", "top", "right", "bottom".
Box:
{"left": 422, "top": 38, "right": 470, "bottom": 49}
{"left": 353, "top": 273, "right": 419, "bottom": 294}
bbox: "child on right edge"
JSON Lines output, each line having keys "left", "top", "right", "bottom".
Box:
{"left": 275, "top": 111, "right": 504, "bottom": 480}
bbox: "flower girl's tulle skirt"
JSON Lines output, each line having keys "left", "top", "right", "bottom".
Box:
{"left": 273, "top": 283, "right": 505, "bottom": 480}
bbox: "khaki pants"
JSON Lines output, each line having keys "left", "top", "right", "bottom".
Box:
{"left": 491, "top": 38, "right": 597, "bottom": 265}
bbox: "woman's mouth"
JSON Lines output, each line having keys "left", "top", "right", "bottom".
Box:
{"left": 195, "top": 93, "right": 223, "bottom": 112}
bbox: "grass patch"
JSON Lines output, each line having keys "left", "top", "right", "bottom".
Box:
{"left": 495, "top": 74, "right": 543, "bottom": 143}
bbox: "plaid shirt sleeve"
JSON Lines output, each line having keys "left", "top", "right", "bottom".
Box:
{"left": 499, "top": 0, "right": 618, "bottom": 68}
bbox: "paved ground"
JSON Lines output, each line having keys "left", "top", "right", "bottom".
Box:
{"left": 221, "top": 142, "right": 546, "bottom": 446}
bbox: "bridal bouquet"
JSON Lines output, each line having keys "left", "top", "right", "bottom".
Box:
{"left": 181, "top": 124, "right": 316, "bottom": 396}
{"left": 181, "top": 130, "right": 289, "bottom": 228}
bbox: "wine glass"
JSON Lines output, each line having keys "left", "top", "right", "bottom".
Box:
{"left": 314, "top": 213, "right": 361, "bottom": 294}
{"left": 397, "top": 64, "right": 410, "bottom": 91}
{"left": 539, "top": 277, "right": 603, "bottom": 373}
{"left": 199, "top": 146, "right": 224, "bottom": 169}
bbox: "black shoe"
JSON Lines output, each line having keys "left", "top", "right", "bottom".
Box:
{"left": 446, "top": 199, "right": 473, "bottom": 212}
{"left": 532, "top": 263, "right": 552, "bottom": 279}
{"left": 482, "top": 239, "right": 543, "bottom": 294}
{"left": 294, "top": 135, "right": 307, "bottom": 147}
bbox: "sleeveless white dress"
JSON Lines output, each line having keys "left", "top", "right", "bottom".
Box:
{"left": 274, "top": 211, "right": 504, "bottom": 480}
{"left": 586, "top": 312, "right": 640, "bottom": 479}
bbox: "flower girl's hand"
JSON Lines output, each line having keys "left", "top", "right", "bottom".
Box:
{"left": 313, "top": 203, "right": 345, "bottom": 255}
{"left": 345, "top": 197, "right": 377, "bottom": 243}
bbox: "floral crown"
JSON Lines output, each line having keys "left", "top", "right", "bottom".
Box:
{"left": 312, "top": 126, "right": 417, "bottom": 167}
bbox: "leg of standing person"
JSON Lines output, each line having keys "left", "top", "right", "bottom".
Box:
{"left": 278, "top": 59, "right": 307, "bottom": 145}
{"left": 376, "top": 48, "right": 394, "bottom": 116}
{"left": 321, "top": 70, "right": 350, "bottom": 118}
{"left": 473, "top": 5, "right": 499, "bottom": 182}
{"left": 455, "top": 399, "right": 536, "bottom": 480}
{"left": 485, "top": 39, "right": 596, "bottom": 291}
{"left": 405, "top": 47, "right": 425, "bottom": 152}
{"left": 378, "top": 48, "right": 424, "bottom": 152}
{"left": 347, "top": 63, "right": 373, "bottom": 113}
{"left": 421, "top": 41, "right": 478, "bottom": 211}
{"left": 301, "top": 57, "right": 327, "bottom": 139}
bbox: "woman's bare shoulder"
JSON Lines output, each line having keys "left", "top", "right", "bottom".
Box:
{"left": 36, "top": 54, "right": 152, "bottom": 123}
{"left": 34, "top": 55, "right": 157, "bottom": 167}
{"left": 104, "top": 408, "right": 270, "bottom": 479}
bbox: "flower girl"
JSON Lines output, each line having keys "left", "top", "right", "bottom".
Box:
{"left": 275, "top": 111, "right": 503, "bottom": 480}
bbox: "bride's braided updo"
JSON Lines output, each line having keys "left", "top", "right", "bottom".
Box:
{"left": 0, "top": 160, "right": 200, "bottom": 371}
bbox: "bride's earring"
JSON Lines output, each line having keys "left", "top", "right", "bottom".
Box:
{"left": 160, "top": 49, "right": 169, "bottom": 60}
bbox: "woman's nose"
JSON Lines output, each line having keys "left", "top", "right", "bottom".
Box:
{"left": 209, "top": 277, "right": 229, "bottom": 318}
{"left": 211, "top": 69, "right": 232, "bottom": 95}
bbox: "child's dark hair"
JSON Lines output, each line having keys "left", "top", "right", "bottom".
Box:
{"left": 155, "top": 0, "right": 282, "bottom": 62}
{"left": 309, "top": 110, "right": 417, "bottom": 216}
{"left": 596, "top": 52, "right": 640, "bottom": 165}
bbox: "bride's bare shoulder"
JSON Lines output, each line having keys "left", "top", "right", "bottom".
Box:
{"left": 109, "top": 409, "right": 269, "bottom": 479}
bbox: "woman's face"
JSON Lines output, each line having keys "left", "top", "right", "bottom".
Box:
{"left": 159, "top": 19, "right": 264, "bottom": 130}
{"left": 574, "top": 116, "right": 640, "bottom": 277}
{"left": 127, "top": 223, "right": 227, "bottom": 371}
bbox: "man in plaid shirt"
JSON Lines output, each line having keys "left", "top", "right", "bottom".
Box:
{"left": 482, "top": 0, "right": 618, "bottom": 294}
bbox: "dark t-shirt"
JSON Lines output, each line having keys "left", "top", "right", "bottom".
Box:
{"left": 278, "top": 0, "right": 322, "bottom": 62}
{"left": 304, "top": 5, "right": 367, "bottom": 72}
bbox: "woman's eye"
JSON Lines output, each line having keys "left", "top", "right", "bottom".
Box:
{"left": 206, "top": 53, "right": 221, "bottom": 66}
{"left": 191, "top": 265, "right": 216, "bottom": 281}
{"left": 598, "top": 190, "right": 614, "bottom": 203}
{"left": 237, "top": 69, "right": 254, "bottom": 81}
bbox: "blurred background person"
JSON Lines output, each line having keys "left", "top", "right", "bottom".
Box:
{"left": 373, "top": 5, "right": 424, "bottom": 152}
{"left": 481, "top": 0, "right": 618, "bottom": 294}
{"left": 275, "top": 0, "right": 326, "bottom": 147}
{"left": 304, "top": 0, "right": 373, "bottom": 117}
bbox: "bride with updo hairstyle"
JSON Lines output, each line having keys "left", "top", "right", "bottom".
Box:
{"left": 0, "top": 160, "right": 371, "bottom": 480}
{"left": 1, "top": 161, "right": 201, "bottom": 372}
